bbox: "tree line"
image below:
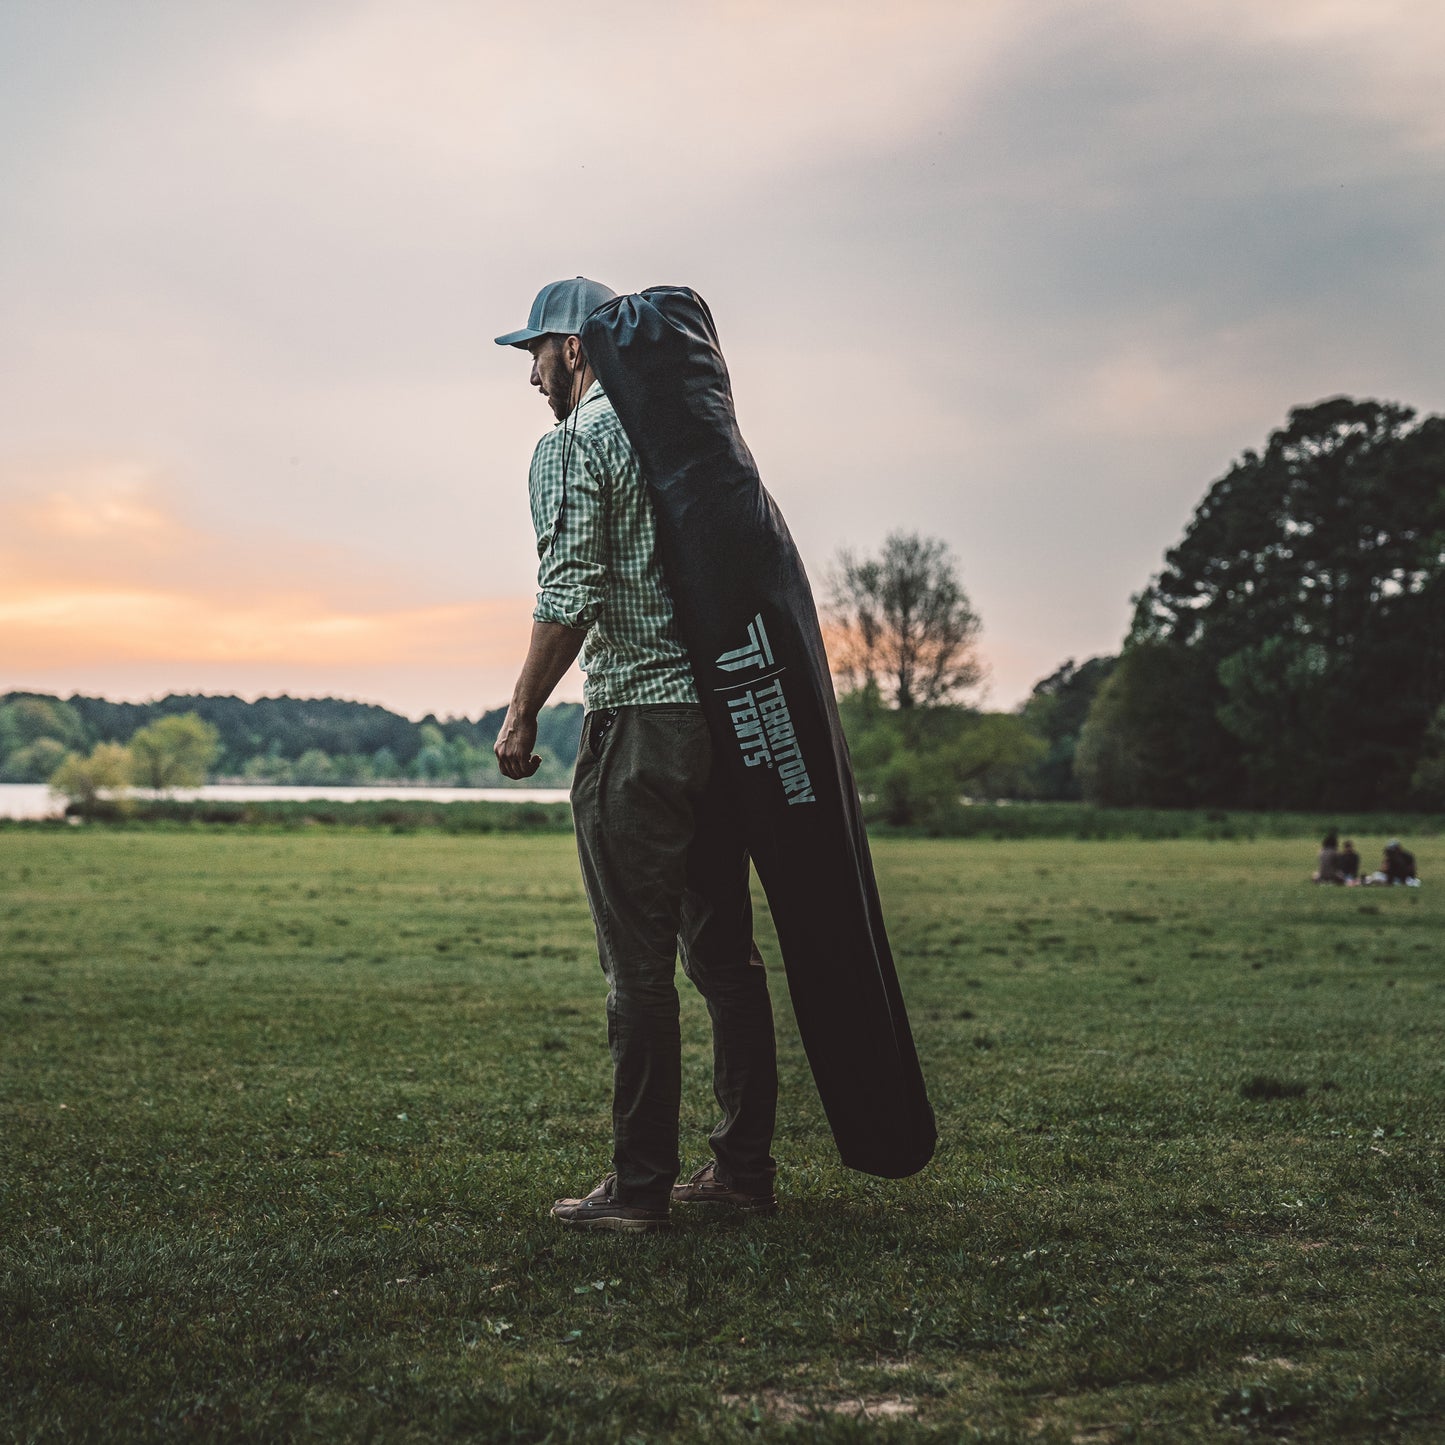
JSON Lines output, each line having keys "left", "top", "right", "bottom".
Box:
{"left": 819, "top": 395, "right": 1445, "bottom": 821}
{"left": 8, "top": 393, "right": 1441, "bottom": 819}
{"left": 0, "top": 693, "right": 586, "bottom": 800}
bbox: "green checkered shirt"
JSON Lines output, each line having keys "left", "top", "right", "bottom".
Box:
{"left": 529, "top": 381, "right": 697, "bottom": 709}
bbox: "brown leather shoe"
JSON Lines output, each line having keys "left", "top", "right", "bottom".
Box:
{"left": 551, "top": 1175, "right": 670, "bottom": 1232}
{"left": 671, "top": 1161, "right": 777, "bottom": 1216}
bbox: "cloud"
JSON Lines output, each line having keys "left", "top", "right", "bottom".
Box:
{"left": 243, "top": 0, "right": 1024, "bottom": 191}
{"left": 0, "top": 584, "right": 519, "bottom": 670}
{"left": 19, "top": 467, "right": 184, "bottom": 544}
{"left": 0, "top": 463, "right": 537, "bottom": 691}
{"left": 1147, "top": 0, "right": 1445, "bottom": 152}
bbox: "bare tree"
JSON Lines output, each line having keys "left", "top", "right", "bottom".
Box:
{"left": 828, "top": 532, "right": 984, "bottom": 708}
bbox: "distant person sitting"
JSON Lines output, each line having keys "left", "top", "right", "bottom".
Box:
{"left": 1365, "top": 839, "right": 1421, "bottom": 886}
{"left": 1312, "top": 831, "right": 1342, "bottom": 884}
{"left": 1383, "top": 839, "right": 1418, "bottom": 884}
{"left": 1337, "top": 839, "right": 1362, "bottom": 883}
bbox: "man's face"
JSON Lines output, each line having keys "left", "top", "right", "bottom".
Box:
{"left": 528, "top": 335, "right": 577, "bottom": 422}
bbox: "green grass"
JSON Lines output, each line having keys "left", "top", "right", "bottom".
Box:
{"left": 2, "top": 832, "right": 1443, "bottom": 1442}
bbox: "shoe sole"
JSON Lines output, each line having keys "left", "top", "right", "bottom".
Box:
{"left": 551, "top": 1210, "right": 670, "bottom": 1232}
{"left": 672, "top": 1196, "right": 778, "bottom": 1217}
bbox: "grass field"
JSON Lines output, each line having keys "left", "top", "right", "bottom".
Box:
{"left": 3, "top": 831, "right": 1443, "bottom": 1442}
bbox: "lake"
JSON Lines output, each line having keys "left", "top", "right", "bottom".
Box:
{"left": 0, "top": 783, "right": 572, "bottom": 821}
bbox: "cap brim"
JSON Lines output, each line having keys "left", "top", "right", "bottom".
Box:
{"left": 494, "top": 327, "right": 544, "bottom": 348}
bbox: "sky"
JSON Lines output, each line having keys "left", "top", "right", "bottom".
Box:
{"left": 3, "top": 0, "right": 1443, "bottom": 719}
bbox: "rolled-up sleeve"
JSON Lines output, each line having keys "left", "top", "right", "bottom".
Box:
{"left": 529, "top": 427, "right": 607, "bottom": 630}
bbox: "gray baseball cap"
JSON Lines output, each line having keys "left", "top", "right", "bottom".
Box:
{"left": 494, "top": 276, "right": 617, "bottom": 348}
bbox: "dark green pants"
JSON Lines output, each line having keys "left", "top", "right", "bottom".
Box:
{"left": 571, "top": 704, "right": 778, "bottom": 1208}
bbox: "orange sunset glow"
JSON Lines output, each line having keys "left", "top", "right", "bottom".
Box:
{"left": 0, "top": 465, "right": 543, "bottom": 714}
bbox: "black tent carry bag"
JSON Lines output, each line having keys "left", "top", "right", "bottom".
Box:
{"left": 581, "top": 287, "right": 936, "bottom": 1178}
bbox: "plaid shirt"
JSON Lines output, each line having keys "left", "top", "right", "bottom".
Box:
{"left": 529, "top": 382, "right": 697, "bottom": 709}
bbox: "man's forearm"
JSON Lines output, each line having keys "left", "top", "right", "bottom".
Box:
{"left": 510, "top": 620, "right": 588, "bottom": 718}
{"left": 493, "top": 621, "right": 587, "bottom": 779}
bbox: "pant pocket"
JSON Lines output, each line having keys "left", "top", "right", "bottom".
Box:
{"left": 587, "top": 708, "right": 620, "bottom": 760}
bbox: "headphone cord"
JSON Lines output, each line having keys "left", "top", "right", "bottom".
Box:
{"left": 550, "top": 347, "right": 585, "bottom": 556}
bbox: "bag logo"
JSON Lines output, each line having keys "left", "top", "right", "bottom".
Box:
{"left": 725, "top": 678, "right": 816, "bottom": 805}
{"left": 715, "top": 613, "right": 775, "bottom": 673}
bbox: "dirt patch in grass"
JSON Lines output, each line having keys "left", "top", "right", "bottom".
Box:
{"left": 722, "top": 1390, "right": 918, "bottom": 1422}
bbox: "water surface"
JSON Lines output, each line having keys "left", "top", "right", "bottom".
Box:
{"left": 0, "top": 783, "right": 570, "bottom": 821}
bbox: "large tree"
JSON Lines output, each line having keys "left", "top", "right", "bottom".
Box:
{"left": 128, "top": 714, "right": 221, "bottom": 793}
{"left": 1107, "top": 396, "right": 1445, "bottom": 808}
{"left": 828, "top": 531, "right": 983, "bottom": 708}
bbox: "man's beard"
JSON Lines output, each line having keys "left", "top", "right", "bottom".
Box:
{"left": 542, "top": 352, "right": 579, "bottom": 421}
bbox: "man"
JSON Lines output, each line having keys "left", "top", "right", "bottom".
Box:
{"left": 493, "top": 277, "right": 779, "bottom": 1232}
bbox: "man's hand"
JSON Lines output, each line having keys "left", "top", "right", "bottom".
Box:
{"left": 493, "top": 620, "right": 588, "bottom": 780}
{"left": 494, "top": 705, "right": 541, "bottom": 779}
